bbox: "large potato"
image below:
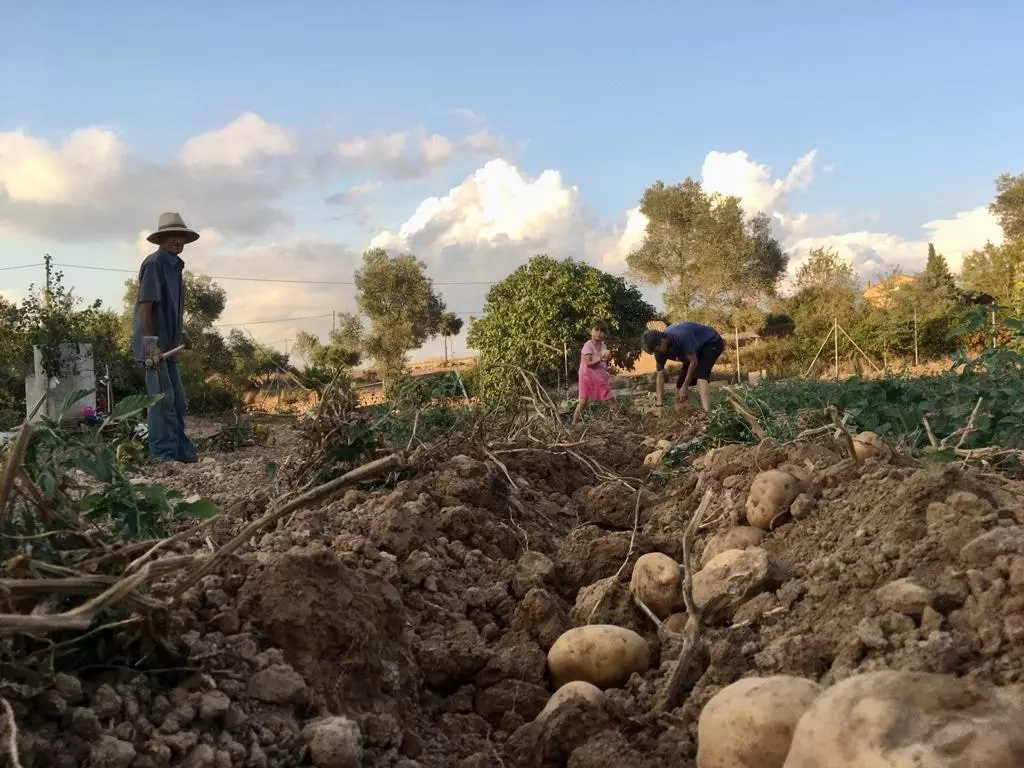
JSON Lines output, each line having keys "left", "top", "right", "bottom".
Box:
{"left": 697, "top": 675, "right": 822, "bottom": 768}
{"left": 784, "top": 670, "right": 1024, "bottom": 767}
{"left": 547, "top": 625, "right": 651, "bottom": 689}
{"left": 746, "top": 469, "right": 808, "bottom": 529}
{"left": 536, "top": 680, "right": 605, "bottom": 721}
{"left": 630, "top": 552, "right": 684, "bottom": 619}
{"left": 700, "top": 526, "right": 766, "bottom": 567}
{"left": 851, "top": 431, "right": 892, "bottom": 463}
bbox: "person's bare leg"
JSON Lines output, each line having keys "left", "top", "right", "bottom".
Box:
{"left": 573, "top": 398, "right": 589, "bottom": 424}
{"left": 697, "top": 379, "right": 712, "bottom": 412}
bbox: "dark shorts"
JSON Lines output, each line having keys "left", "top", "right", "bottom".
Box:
{"left": 676, "top": 335, "right": 725, "bottom": 388}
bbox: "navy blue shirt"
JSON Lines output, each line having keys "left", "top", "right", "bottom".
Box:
{"left": 654, "top": 322, "right": 720, "bottom": 372}
{"left": 131, "top": 250, "right": 185, "bottom": 362}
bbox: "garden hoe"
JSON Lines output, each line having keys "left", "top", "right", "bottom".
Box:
{"left": 145, "top": 344, "right": 185, "bottom": 370}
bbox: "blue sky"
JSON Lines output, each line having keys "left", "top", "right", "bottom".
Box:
{"left": 2, "top": 1, "right": 1022, "bottom": 359}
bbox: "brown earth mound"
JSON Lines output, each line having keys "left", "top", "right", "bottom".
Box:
{"left": 8, "top": 414, "right": 1024, "bottom": 767}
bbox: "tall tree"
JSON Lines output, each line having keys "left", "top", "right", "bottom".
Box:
{"left": 467, "top": 255, "right": 656, "bottom": 390}
{"left": 960, "top": 241, "right": 1024, "bottom": 311}
{"left": 992, "top": 173, "right": 1024, "bottom": 244}
{"left": 785, "top": 247, "right": 860, "bottom": 335}
{"left": 354, "top": 248, "right": 445, "bottom": 387}
{"left": 122, "top": 272, "right": 227, "bottom": 335}
{"left": 626, "top": 179, "right": 787, "bottom": 320}
{"left": 921, "top": 243, "right": 956, "bottom": 297}
{"left": 438, "top": 312, "right": 465, "bottom": 364}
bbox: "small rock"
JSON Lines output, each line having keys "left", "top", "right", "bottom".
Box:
{"left": 790, "top": 493, "right": 817, "bottom": 520}
{"left": 875, "top": 577, "right": 935, "bottom": 617}
{"left": 91, "top": 683, "right": 122, "bottom": 720}
{"left": 855, "top": 618, "right": 887, "bottom": 649}
{"left": 36, "top": 689, "right": 68, "bottom": 718}
{"left": 693, "top": 547, "right": 776, "bottom": 623}
{"left": 512, "top": 551, "right": 556, "bottom": 597}
{"left": 71, "top": 707, "right": 102, "bottom": 740}
{"left": 53, "top": 673, "right": 84, "bottom": 704}
{"left": 212, "top": 609, "right": 241, "bottom": 634}
{"left": 248, "top": 664, "right": 309, "bottom": 706}
{"left": 184, "top": 743, "right": 217, "bottom": 767}
{"left": 164, "top": 730, "right": 201, "bottom": 754}
{"left": 199, "top": 690, "right": 232, "bottom": 721}
{"left": 90, "top": 735, "right": 136, "bottom": 768}
{"left": 302, "top": 716, "right": 362, "bottom": 768}
{"left": 921, "top": 605, "right": 944, "bottom": 635}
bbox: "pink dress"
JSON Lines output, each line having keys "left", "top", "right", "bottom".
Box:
{"left": 578, "top": 340, "right": 613, "bottom": 401}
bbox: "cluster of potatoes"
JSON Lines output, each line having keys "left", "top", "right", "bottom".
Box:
{"left": 536, "top": 430, "right": 1024, "bottom": 764}
{"left": 696, "top": 670, "right": 1024, "bottom": 767}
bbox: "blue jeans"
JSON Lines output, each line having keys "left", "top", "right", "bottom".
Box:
{"left": 145, "top": 358, "right": 197, "bottom": 463}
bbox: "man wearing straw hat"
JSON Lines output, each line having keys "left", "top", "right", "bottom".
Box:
{"left": 131, "top": 212, "right": 200, "bottom": 463}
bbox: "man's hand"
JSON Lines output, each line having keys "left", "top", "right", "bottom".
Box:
{"left": 676, "top": 386, "right": 689, "bottom": 409}
{"left": 183, "top": 334, "right": 193, "bottom": 351}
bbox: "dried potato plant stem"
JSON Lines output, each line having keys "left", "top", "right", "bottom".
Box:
{"left": 656, "top": 487, "right": 713, "bottom": 712}
{"left": 0, "top": 695, "right": 22, "bottom": 768}
{"left": 0, "top": 554, "right": 197, "bottom": 634}
{"left": 724, "top": 390, "right": 767, "bottom": 441}
{"left": 0, "top": 423, "right": 33, "bottom": 522}
{"left": 828, "top": 405, "right": 861, "bottom": 465}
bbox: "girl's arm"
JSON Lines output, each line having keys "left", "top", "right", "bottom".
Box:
{"left": 582, "top": 352, "right": 602, "bottom": 368}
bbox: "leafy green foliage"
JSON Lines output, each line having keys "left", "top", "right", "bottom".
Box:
{"left": 356, "top": 248, "right": 446, "bottom": 389}
{"left": 467, "top": 255, "right": 656, "bottom": 392}
{"left": 696, "top": 310, "right": 1024, "bottom": 468}
{"left": 626, "top": 179, "right": 787, "bottom": 321}
{"left": 293, "top": 313, "right": 364, "bottom": 373}
{"left": 439, "top": 312, "right": 465, "bottom": 363}
{"left": 12, "top": 393, "right": 221, "bottom": 547}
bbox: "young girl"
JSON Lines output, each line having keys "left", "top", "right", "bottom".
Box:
{"left": 573, "top": 320, "right": 613, "bottom": 424}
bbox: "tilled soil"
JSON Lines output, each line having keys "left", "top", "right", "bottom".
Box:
{"left": 7, "top": 412, "right": 1024, "bottom": 767}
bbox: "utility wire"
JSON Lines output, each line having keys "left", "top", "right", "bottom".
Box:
{"left": 49, "top": 261, "right": 498, "bottom": 286}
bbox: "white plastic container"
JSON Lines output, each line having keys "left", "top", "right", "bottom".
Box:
{"left": 24, "top": 343, "right": 97, "bottom": 423}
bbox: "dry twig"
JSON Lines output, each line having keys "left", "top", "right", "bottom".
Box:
{"left": 828, "top": 405, "right": 860, "bottom": 465}
{"left": 0, "top": 424, "right": 33, "bottom": 522}
{"left": 724, "top": 390, "right": 768, "bottom": 441}
{"left": 0, "top": 554, "right": 198, "bottom": 634}
{"left": 656, "top": 488, "right": 713, "bottom": 712}
{"left": 0, "top": 695, "right": 23, "bottom": 768}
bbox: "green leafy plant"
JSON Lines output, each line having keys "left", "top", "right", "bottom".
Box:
{"left": 21, "top": 391, "right": 220, "bottom": 541}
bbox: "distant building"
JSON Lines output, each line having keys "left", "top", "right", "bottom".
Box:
{"left": 862, "top": 274, "right": 916, "bottom": 308}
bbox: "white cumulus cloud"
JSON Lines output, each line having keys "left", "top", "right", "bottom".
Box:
{"left": 178, "top": 113, "right": 297, "bottom": 171}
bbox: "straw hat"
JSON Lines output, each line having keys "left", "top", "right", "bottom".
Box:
{"left": 146, "top": 212, "right": 200, "bottom": 244}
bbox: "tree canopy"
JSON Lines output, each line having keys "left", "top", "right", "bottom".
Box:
{"left": 626, "top": 179, "right": 787, "bottom": 323}
{"left": 355, "top": 248, "right": 445, "bottom": 385}
{"left": 293, "top": 313, "right": 365, "bottom": 374}
{"left": 466, "top": 255, "right": 656, "bottom": 389}
{"left": 438, "top": 312, "right": 465, "bottom": 364}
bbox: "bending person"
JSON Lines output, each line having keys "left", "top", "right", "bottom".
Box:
{"left": 641, "top": 322, "right": 725, "bottom": 413}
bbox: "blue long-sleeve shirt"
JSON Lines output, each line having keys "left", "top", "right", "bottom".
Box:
{"left": 131, "top": 250, "right": 185, "bottom": 362}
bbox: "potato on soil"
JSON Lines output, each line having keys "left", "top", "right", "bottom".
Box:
{"left": 629, "top": 552, "right": 684, "bottom": 619}
{"left": 537, "top": 680, "right": 605, "bottom": 720}
{"left": 746, "top": 469, "right": 808, "bottom": 530}
{"left": 547, "top": 625, "right": 651, "bottom": 690}
{"left": 697, "top": 675, "right": 821, "bottom": 768}
{"left": 644, "top": 449, "right": 666, "bottom": 467}
{"left": 851, "top": 430, "right": 891, "bottom": 463}
{"left": 783, "top": 670, "right": 1024, "bottom": 767}
{"left": 700, "top": 526, "right": 766, "bottom": 567}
